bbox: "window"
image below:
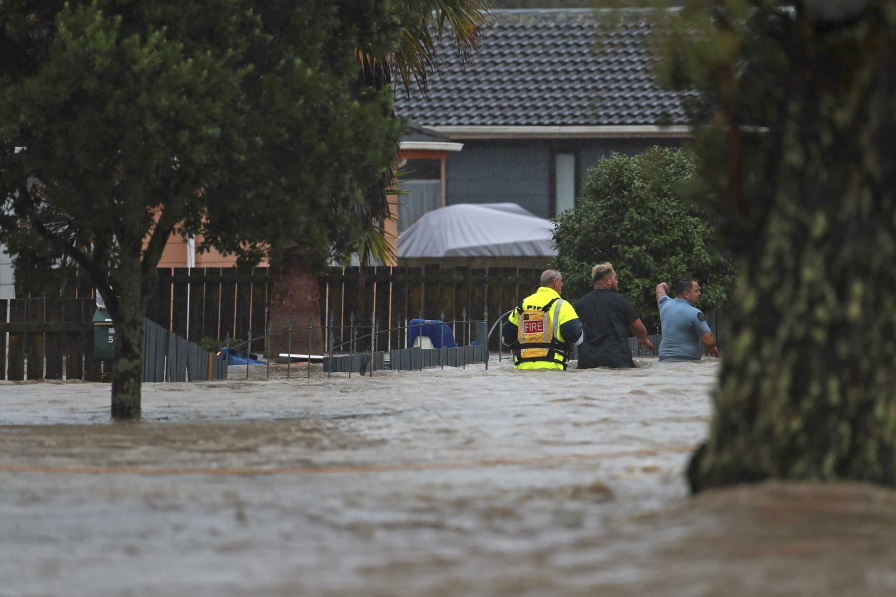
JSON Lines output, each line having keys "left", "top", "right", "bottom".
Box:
{"left": 398, "top": 159, "right": 442, "bottom": 233}
{"left": 554, "top": 153, "right": 576, "bottom": 216}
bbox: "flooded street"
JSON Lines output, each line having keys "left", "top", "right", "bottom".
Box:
{"left": 1, "top": 358, "right": 894, "bottom": 596}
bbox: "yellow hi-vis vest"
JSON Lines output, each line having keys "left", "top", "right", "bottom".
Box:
{"left": 514, "top": 296, "right": 570, "bottom": 369}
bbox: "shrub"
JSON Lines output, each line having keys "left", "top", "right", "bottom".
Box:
{"left": 551, "top": 146, "right": 736, "bottom": 330}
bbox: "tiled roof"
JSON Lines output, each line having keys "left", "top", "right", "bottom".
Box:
{"left": 394, "top": 9, "right": 687, "bottom": 128}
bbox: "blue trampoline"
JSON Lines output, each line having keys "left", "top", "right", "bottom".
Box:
{"left": 218, "top": 347, "right": 265, "bottom": 365}
{"left": 408, "top": 319, "right": 458, "bottom": 348}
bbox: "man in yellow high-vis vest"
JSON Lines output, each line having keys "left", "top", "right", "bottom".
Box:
{"left": 502, "top": 270, "right": 583, "bottom": 370}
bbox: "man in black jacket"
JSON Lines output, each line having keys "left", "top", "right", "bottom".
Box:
{"left": 574, "top": 263, "right": 653, "bottom": 368}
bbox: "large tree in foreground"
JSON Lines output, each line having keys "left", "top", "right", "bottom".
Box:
{"left": 0, "top": 0, "right": 404, "bottom": 418}
{"left": 642, "top": 1, "right": 896, "bottom": 490}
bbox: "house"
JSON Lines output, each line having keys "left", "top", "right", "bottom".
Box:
{"left": 385, "top": 123, "right": 463, "bottom": 252}
{"left": 393, "top": 8, "right": 689, "bottom": 222}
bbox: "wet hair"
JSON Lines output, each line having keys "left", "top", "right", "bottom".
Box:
{"left": 540, "top": 269, "right": 561, "bottom": 286}
{"left": 673, "top": 278, "right": 697, "bottom": 296}
{"left": 591, "top": 262, "right": 614, "bottom": 283}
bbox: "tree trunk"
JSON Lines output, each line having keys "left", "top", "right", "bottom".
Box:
{"left": 267, "top": 249, "right": 324, "bottom": 358}
{"left": 108, "top": 254, "right": 148, "bottom": 420}
{"left": 689, "top": 12, "right": 896, "bottom": 491}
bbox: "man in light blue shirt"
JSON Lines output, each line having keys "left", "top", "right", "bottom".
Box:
{"left": 655, "top": 279, "right": 719, "bottom": 361}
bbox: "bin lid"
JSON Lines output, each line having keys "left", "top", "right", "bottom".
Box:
{"left": 92, "top": 308, "right": 113, "bottom": 323}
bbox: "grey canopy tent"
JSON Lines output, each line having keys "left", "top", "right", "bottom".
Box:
{"left": 397, "top": 203, "right": 557, "bottom": 258}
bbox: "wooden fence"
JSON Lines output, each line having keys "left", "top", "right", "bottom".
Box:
{"left": 27, "top": 266, "right": 726, "bottom": 358}
{"left": 42, "top": 267, "right": 270, "bottom": 345}
{"left": 0, "top": 298, "right": 101, "bottom": 381}
{"left": 0, "top": 298, "right": 226, "bottom": 382}
{"left": 146, "top": 267, "right": 270, "bottom": 344}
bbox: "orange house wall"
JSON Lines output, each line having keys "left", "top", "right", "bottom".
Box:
{"left": 156, "top": 232, "right": 269, "bottom": 268}
{"left": 155, "top": 146, "right": 448, "bottom": 269}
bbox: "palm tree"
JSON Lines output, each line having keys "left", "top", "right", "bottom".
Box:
{"left": 351, "top": 0, "right": 489, "bottom": 236}
{"left": 347, "top": 0, "right": 489, "bottom": 338}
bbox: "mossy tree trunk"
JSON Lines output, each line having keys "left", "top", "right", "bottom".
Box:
{"left": 688, "top": 4, "right": 896, "bottom": 491}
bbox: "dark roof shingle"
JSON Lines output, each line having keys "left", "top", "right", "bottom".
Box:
{"left": 395, "top": 9, "right": 687, "bottom": 128}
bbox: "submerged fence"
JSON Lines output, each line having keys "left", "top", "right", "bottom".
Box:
{"left": 223, "top": 316, "right": 491, "bottom": 379}
{"left": 143, "top": 319, "right": 226, "bottom": 382}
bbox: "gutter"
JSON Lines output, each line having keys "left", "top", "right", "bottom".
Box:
{"left": 426, "top": 125, "right": 692, "bottom": 140}
{"left": 398, "top": 141, "right": 464, "bottom": 152}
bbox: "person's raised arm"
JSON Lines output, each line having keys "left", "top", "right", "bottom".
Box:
{"left": 655, "top": 282, "right": 670, "bottom": 304}
{"left": 630, "top": 319, "right": 654, "bottom": 352}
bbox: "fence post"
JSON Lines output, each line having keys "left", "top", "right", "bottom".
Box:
{"left": 287, "top": 318, "right": 292, "bottom": 379}
{"left": 246, "top": 328, "right": 252, "bottom": 379}
{"left": 369, "top": 318, "right": 375, "bottom": 377}
{"left": 225, "top": 333, "right": 231, "bottom": 368}
{"left": 461, "top": 308, "right": 467, "bottom": 370}
{"left": 327, "top": 313, "right": 335, "bottom": 379}
{"left": 308, "top": 315, "right": 313, "bottom": 379}
{"left": 349, "top": 312, "right": 355, "bottom": 355}
{"left": 374, "top": 316, "right": 379, "bottom": 356}
{"left": 498, "top": 305, "right": 504, "bottom": 363}
{"left": 484, "top": 306, "right": 489, "bottom": 370}
{"left": 440, "top": 310, "right": 445, "bottom": 370}
{"left": 266, "top": 322, "right": 272, "bottom": 380}
{"left": 371, "top": 295, "right": 376, "bottom": 377}
{"left": 349, "top": 315, "right": 355, "bottom": 379}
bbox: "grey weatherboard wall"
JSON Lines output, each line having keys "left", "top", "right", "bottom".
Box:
{"left": 446, "top": 138, "right": 683, "bottom": 219}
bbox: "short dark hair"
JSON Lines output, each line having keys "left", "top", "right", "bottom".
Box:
{"left": 672, "top": 278, "right": 696, "bottom": 296}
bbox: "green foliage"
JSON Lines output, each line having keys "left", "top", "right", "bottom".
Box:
{"left": 0, "top": 0, "right": 405, "bottom": 288}
{"left": 197, "top": 336, "right": 225, "bottom": 354}
{"left": 551, "top": 146, "right": 736, "bottom": 328}
{"left": 0, "top": 0, "right": 411, "bottom": 416}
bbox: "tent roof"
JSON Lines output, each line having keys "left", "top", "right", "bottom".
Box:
{"left": 398, "top": 203, "right": 557, "bottom": 258}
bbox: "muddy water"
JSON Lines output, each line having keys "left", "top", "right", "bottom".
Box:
{"left": 0, "top": 358, "right": 894, "bottom": 596}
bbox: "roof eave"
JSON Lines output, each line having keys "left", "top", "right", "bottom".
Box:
{"left": 427, "top": 125, "right": 693, "bottom": 140}
{"left": 398, "top": 141, "right": 464, "bottom": 152}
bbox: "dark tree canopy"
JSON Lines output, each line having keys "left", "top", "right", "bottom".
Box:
{"left": 551, "top": 146, "right": 736, "bottom": 329}
{"left": 0, "top": 0, "right": 405, "bottom": 417}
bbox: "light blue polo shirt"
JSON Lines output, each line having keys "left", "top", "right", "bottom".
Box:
{"left": 658, "top": 296, "right": 712, "bottom": 361}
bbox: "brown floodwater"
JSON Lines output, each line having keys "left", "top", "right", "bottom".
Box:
{"left": 1, "top": 359, "right": 893, "bottom": 596}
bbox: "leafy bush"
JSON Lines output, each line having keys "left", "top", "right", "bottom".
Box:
{"left": 551, "top": 146, "right": 736, "bottom": 330}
